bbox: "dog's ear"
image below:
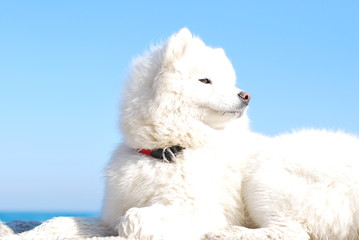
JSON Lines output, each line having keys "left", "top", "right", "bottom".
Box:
{"left": 164, "top": 28, "right": 194, "bottom": 59}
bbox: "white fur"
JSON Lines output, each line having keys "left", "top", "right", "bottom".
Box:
{"left": 101, "top": 28, "right": 359, "bottom": 240}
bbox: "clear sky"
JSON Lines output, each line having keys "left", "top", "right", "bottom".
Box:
{"left": 0, "top": 0, "right": 358, "bottom": 212}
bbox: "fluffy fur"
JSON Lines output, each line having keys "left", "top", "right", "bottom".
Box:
{"left": 101, "top": 28, "right": 359, "bottom": 240}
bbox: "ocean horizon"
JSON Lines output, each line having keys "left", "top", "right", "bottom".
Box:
{"left": 0, "top": 211, "right": 99, "bottom": 222}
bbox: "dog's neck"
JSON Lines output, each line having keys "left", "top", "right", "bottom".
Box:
{"left": 123, "top": 117, "right": 219, "bottom": 150}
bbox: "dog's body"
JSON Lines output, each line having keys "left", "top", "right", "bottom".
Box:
{"left": 102, "top": 28, "right": 359, "bottom": 239}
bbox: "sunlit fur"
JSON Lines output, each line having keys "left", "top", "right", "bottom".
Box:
{"left": 102, "top": 28, "right": 359, "bottom": 240}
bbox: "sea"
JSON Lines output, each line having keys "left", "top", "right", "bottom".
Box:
{"left": 0, "top": 211, "right": 99, "bottom": 222}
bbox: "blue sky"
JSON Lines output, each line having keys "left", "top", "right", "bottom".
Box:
{"left": 0, "top": 0, "right": 358, "bottom": 212}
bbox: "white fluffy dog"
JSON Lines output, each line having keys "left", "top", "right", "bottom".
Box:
{"left": 102, "top": 28, "right": 359, "bottom": 240}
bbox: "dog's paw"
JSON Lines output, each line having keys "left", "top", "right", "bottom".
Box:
{"left": 117, "top": 207, "right": 164, "bottom": 240}
{"left": 118, "top": 206, "right": 204, "bottom": 240}
{"left": 119, "top": 206, "right": 198, "bottom": 240}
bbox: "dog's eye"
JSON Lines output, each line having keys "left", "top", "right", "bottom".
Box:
{"left": 198, "top": 78, "right": 212, "bottom": 84}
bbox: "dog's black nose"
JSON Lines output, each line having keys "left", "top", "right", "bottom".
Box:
{"left": 238, "top": 91, "right": 251, "bottom": 103}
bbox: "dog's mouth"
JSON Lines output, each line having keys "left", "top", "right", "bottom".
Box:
{"left": 222, "top": 110, "right": 243, "bottom": 118}
{"left": 221, "top": 101, "right": 248, "bottom": 118}
{"left": 202, "top": 106, "right": 247, "bottom": 129}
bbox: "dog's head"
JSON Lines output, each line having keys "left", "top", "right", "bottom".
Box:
{"left": 121, "top": 28, "right": 250, "bottom": 149}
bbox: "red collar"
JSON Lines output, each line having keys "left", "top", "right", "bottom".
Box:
{"left": 138, "top": 146, "right": 184, "bottom": 163}
{"left": 138, "top": 149, "right": 152, "bottom": 156}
